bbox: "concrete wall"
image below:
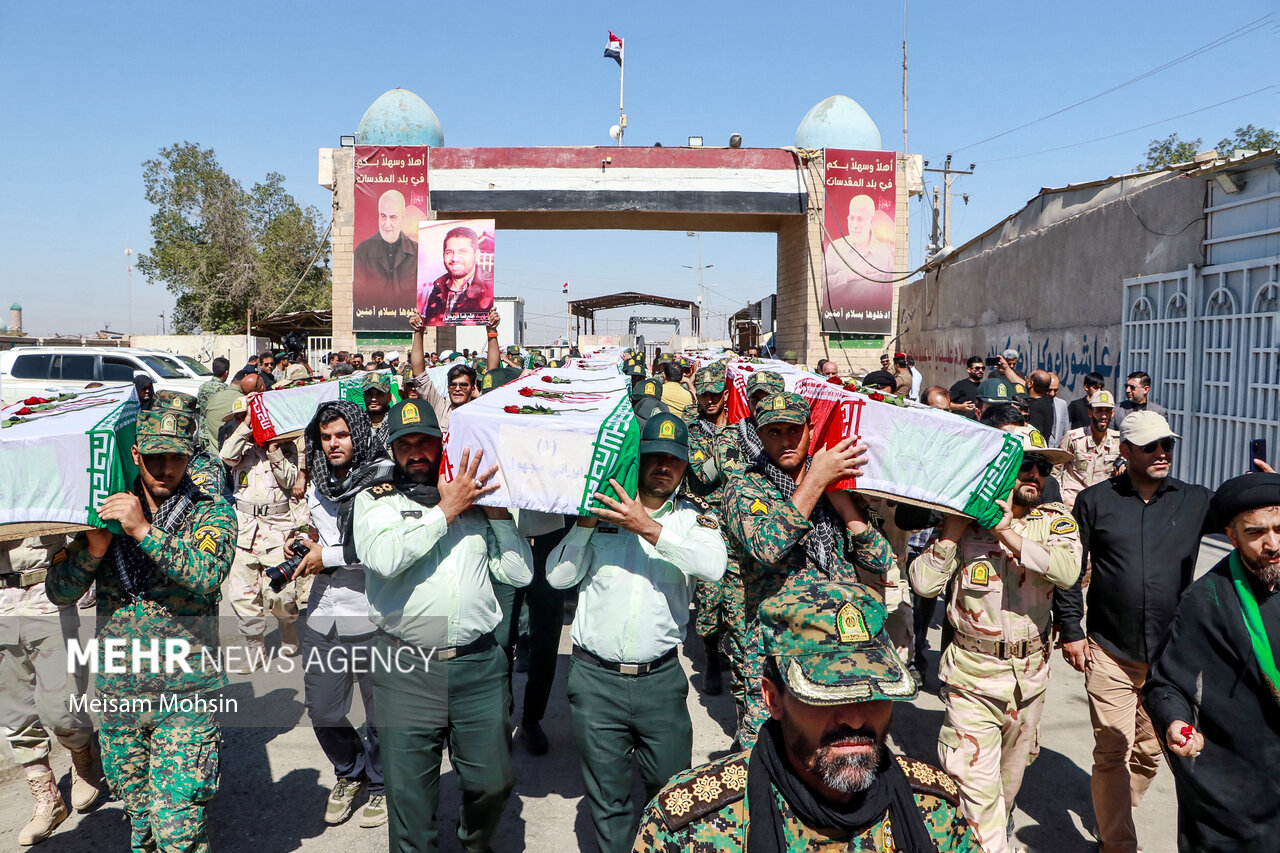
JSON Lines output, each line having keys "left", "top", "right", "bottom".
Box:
{"left": 129, "top": 334, "right": 270, "bottom": 369}
{"left": 896, "top": 170, "right": 1207, "bottom": 395}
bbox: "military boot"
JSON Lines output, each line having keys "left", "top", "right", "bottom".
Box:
{"left": 68, "top": 742, "right": 106, "bottom": 811}
{"left": 20, "top": 766, "right": 69, "bottom": 845}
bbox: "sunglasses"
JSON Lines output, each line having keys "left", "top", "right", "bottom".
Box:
{"left": 1019, "top": 457, "right": 1053, "bottom": 476}
{"left": 1135, "top": 438, "right": 1175, "bottom": 454}
{"left": 447, "top": 381, "right": 473, "bottom": 389}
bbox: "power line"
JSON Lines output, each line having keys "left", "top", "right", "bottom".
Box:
{"left": 953, "top": 14, "right": 1274, "bottom": 154}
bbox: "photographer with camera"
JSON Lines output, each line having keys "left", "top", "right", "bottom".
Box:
{"left": 286, "top": 400, "right": 395, "bottom": 829}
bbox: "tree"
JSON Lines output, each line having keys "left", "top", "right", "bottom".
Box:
{"left": 1136, "top": 124, "right": 1279, "bottom": 171}
{"left": 137, "top": 142, "right": 330, "bottom": 334}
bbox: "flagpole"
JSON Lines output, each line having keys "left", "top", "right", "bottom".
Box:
{"left": 617, "top": 37, "right": 625, "bottom": 146}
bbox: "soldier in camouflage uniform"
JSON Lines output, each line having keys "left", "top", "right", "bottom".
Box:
{"left": 633, "top": 579, "right": 977, "bottom": 852}
{"left": 721, "top": 392, "right": 896, "bottom": 748}
{"left": 45, "top": 405, "right": 237, "bottom": 853}
{"left": 220, "top": 393, "right": 309, "bottom": 665}
{"left": 909, "top": 425, "right": 1082, "bottom": 853}
{"left": 2, "top": 534, "right": 104, "bottom": 845}
{"left": 153, "top": 391, "right": 228, "bottom": 506}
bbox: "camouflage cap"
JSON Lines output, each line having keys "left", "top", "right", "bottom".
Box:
{"left": 222, "top": 395, "right": 250, "bottom": 422}
{"left": 630, "top": 377, "right": 664, "bottom": 400}
{"left": 755, "top": 391, "right": 809, "bottom": 427}
{"left": 1004, "top": 424, "right": 1073, "bottom": 465}
{"left": 531, "top": 352, "right": 548, "bottom": 368}
{"left": 745, "top": 370, "right": 785, "bottom": 399}
{"left": 136, "top": 408, "right": 197, "bottom": 455}
{"left": 362, "top": 372, "right": 391, "bottom": 394}
{"left": 760, "top": 579, "right": 917, "bottom": 705}
{"left": 693, "top": 365, "right": 726, "bottom": 394}
{"left": 782, "top": 350, "right": 799, "bottom": 362}
{"left": 152, "top": 390, "right": 197, "bottom": 415}
{"left": 504, "top": 345, "right": 522, "bottom": 357}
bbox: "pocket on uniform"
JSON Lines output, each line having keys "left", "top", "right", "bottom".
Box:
{"left": 189, "top": 736, "right": 221, "bottom": 804}
{"left": 937, "top": 723, "right": 962, "bottom": 750}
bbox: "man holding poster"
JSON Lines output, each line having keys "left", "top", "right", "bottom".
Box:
{"left": 821, "top": 149, "right": 897, "bottom": 335}
{"left": 418, "top": 222, "right": 495, "bottom": 326}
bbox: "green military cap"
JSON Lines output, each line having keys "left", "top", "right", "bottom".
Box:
{"left": 474, "top": 358, "right": 488, "bottom": 373}
{"left": 632, "top": 395, "right": 669, "bottom": 427}
{"left": 152, "top": 390, "right": 197, "bottom": 415}
{"left": 136, "top": 408, "right": 197, "bottom": 455}
{"left": 977, "top": 376, "right": 1013, "bottom": 404}
{"left": 760, "top": 579, "right": 917, "bottom": 705}
{"left": 755, "top": 391, "right": 809, "bottom": 427}
{"left": 639, "top": 411, "right": 688, "bottom": 461}
{"left": 782, "top": 350, "right": 799, "bottom": 363}
{"left": 745, "top": 370, "right": 785, "bottom": 399}
{"left": 387, "top": 399, "right": 441, "bottom": 443}
{"left": 504, "top": 345, "right": 522, "bottom": 357}
{"left": 482, "top": 366, "right": 521, "bottom": 393}
{"left": 531, "top": 352, "right": 548, "bottom": 368}
{"left": 656, "top": 352, "right": 673, "bottom": 364}
{"left": 693, "top": 365, "right": 725, "bottom": 394}
{"left": 362, "top": 372, "right": 391, "bottom": 394}
{"left": 274, "top": 351, "right": 287, "bottom": 359}
{"left": 625, "top": 359, "right": 646, "bottom": 377}
{"left": 630, "top": 376, "right": 663, "bottom": 399}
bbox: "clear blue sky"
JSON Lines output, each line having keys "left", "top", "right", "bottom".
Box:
{"left": 2, "top": 1, "right": 1275, "bottom": 341}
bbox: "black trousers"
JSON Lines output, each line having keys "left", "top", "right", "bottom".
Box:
{"left": 494, "top": 531, "right": 566, "bottom": 724}
{"left": 302, "top": 625, "right": 383, "bottom": 794}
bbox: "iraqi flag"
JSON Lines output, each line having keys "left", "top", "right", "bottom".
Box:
{"left": 603, "top": 31, "right": 622, "bottom": 65}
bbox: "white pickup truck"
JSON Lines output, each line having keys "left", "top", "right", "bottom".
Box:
{"left": 0, "top": 346, "right": 208, "bottom": 405}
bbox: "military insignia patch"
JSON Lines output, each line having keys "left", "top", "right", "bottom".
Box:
{"left": 238, "top": 472, "right": 248, "bottom": 487}
{"left": 659, "top": 420, "right": 675, "bottom": 439}
{"left": 772, "top": 395, "right": 785, "bottom": 411}
{"left": 161, "top": 413, "right": 177, "bottom": 433}
{"left": 692, "top": 450, "right": 705, "bottom": 462}
{"left": 194, "top": 525, "right": 220, "bottom": 554}
{"left": 1050, "top": 517, "right": 1078, "bottom": 535}
{"left": 371, "top": 483, "right": 394, "bottom": 497}
{"left": 836, "top": 602, "right": 871, "bottom": 643}
{"left": 970, "top": 559, "right": 991, "bottom": 586}
{"left": 401, "top": 403, "right": 420, "bottom": 424}
{"left": 52, "top": 548, "right": 67, "bottom": 564}
{"left": 749, "top": 498, "right": 768, "bottom": 515}
{"left": 1029, "top": 429, "right": 1047, "bottom": 448}
{"left": 483, "top": 375, "right": 493, "bottom": 389}
{"left": 645, "top": 382, "right": 656, "bottom": 395}
{"left": 696, "top": 514, "right": 718, "bottom": 530}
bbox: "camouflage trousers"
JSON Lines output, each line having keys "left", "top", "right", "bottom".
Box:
{"left": 225, "top": 546, "right": 310, "bottom": 642}
{"left": 100, "top": 695, "right": 220, "bottom": 853}
{"left": 937, "top": 645, "right": 1050, "bottom": 853}
{"left": 694, "top": 571, "right": 748, "bottom": 723}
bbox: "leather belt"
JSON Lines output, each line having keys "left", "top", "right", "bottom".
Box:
{"left": 236, "top": 499, "right": 291, "bottom": 517}
{"left": 952, "top": 630, "right": 1049, "bottom": 660}
{"left": 572, "top": 644, "right": 677, "bottom": 676}
{"left": 0, "top": 570, "right": 47, "bottom": 589}
{"left": 377, "top": 630, "right": 496, "bottom": 662}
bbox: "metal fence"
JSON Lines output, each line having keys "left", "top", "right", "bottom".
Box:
{"left": 1122, "top": 257, "right": 1280, "bottom": 488}
{"left": 307, "top": 336, "right": 333, "bottom": 374}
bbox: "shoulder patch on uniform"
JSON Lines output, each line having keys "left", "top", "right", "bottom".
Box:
{"left": 1039, "top": 501, "right": 1071, "bottom": 514}
{"left": 658, "top": 757, "right": 749, "bottom": 831}
{"left": 52, "top": 548, "right": 67, "bottom": 564}
{"left": 369, "top": 483, "right": 396, "bottom": 498}
{"left": 1050, "top": 517, "right": 1078, "bottom": 535}
{"left": 1027, "top": 509, "right": 1043, "bottom": 519}
{"left": 194, "top": 524, "right": 221, "bottom": 554}
{"left": 749, "top": 498, "right": 768, "bottom": 516}
{"left": 685, "top": 494, "right": 711, "bottom": 513}
{"left": 692, "top": 449, "right": 706, "bottom": 463}
{"left": 697, "top": 514, "right": 719, "bottom": 530}
{"left": 895, "top": 755, "right": 961, "bottom": 806}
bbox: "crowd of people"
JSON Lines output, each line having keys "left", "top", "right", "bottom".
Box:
{"left": 0, "top": 330, "right": 1276, "bottom": 853}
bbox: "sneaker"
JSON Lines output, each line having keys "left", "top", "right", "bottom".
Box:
{"left": 358, "top": 794, "right": 388, "bottom": 828}
{"left": 324, "top": 778, "right": 367, "bottom": 825}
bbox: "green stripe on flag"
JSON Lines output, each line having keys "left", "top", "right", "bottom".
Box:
{"left": 961, "top": 433, "right": 1024, "bottom": 528}
{"left": 579, "top": 395, "right": 640, "bottom": 513}
{"left": 85, "top": 397, "right": 140, "bottom": 533}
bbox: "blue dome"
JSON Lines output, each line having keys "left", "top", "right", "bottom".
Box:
{"left": 795, "top": 96, "right": 882, "bottom": 150}
{"left": 356, "top": 89, "right": 444, "bottom": 146}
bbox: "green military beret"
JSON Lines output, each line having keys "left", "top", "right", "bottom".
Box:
{"left": 745, "top": 371, "right": 785, "bottom": 399}
{"left": 639, "top": 412, "right": 689, "bottom": 461}
{"left": 136, "top": 409, "right": 197, "bottom": 455}
{"left": 693, "top": 365, "right": 726, "bottom": 394}
{"left": 760, "top": 579, "right": 917, "bottom": 705}
{"left": 754, "top": 392, "right": 809, "bottom": 427}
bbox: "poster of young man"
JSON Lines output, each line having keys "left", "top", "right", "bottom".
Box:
{"left": 417, "top": 219, "right": 495, "bottom": 326}
{"left": 353, "top": 146, "right": 428, "bottom": 331}
{"left": 820, "top": 149, "right": 897, "bottom": 335}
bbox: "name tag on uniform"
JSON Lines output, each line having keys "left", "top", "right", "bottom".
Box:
{"left": 400, "top": 510, "right": 422, "bottom": 519}
{"left": 597, "top": 524, "right": 620, "bottom": 534}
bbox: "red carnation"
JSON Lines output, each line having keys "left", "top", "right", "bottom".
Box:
{"left": 503, "top": 405, "right": 520, "bottom": 413}
{"left": 827, "top": 376, "right": 842, "bottom": 384}
{"left": 869, "top": 392, "right": 885, "bottom": 402}
{"left": 22, "top": 396, "right": 49, "bottom": 405}
{"left": 541, "top": 376, "right": 554, "bottom": 383}
{"left": 519, "top": 387, "right": 534, "bottom": 397}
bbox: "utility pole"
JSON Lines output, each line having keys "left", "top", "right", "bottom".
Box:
{"left": 682, "top": 231, "right": 714, "bottom": 341}
{"left": 902, "top": 0, "right": 908, "bottom": 154}
{"left": 923, "top": 154, "right": 974, "bottom": 252}
{"left": 158, "top": 311, "right": 166, "bottom": 335}
{"left": 124, "top": 244, "right": 133, "bottom": 336}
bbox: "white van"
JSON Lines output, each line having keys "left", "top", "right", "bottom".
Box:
{"left": 0, "top": 347, "right": 207, "bottom": 405}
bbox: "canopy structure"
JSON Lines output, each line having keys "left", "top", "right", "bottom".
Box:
{"left": 567, "top": 292, "right": 700, "bottom": 337}
{"left": 246, "top": 310, "right": 333, "bottom": 340}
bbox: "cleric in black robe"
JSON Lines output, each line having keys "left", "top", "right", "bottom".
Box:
{"left": 1143, "top": 471, "right": 1280, "bottom": 852}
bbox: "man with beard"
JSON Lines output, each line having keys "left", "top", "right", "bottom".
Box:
{"left": 1055, "top": 412, "right": 1216, "bottom": 853}
{"left": 1143, "top": 470, "right": 1280, "bottom": 852}
{"left": 408, "top": 306, "right": 499, "bottom": 430}
{"left": 293, "top": 401, "right": 395, "bottom": 830}
{"left": 420, "top": 226, "right": 493, "bottom": 326}
{"left": 45, "top": 402, "right": 236, "bottom": 852}
{"left": 361, "top": 373, "right": 394, "bottom": 451}
{"left": 1054, "top": 390, "right": 1121, "bottom": 510}
{"left": 633, "top": 580, "right": 976, "bottom": 851}
{"left": 722, "top": 392, "right": 892, "bottom": 749}
{"left": 910, "top": 425, "right": 1081, "bottom": 853}
{"left": 353, "top": 400, "right": 532, "bottom": 853}
{"left": 548, "top": 412, "right": 727, "bottom": 853}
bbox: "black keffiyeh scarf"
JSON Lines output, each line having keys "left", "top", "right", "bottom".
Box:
{"left": 750, "top": 452, "right": 843, "bottom": 574}
{"left": 738, "top": 417, "right": 765, "bottom": 462}
{"left": 112, "top": 476, "right": 199, "bottom": 602}
{"left": 305, "top": 401, "right": 396, "bottom": 562}
{"left": 746, "top": 719, "right": 937, "bottom": 852}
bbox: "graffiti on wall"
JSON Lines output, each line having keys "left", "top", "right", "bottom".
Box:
{"left": 909, "top": 331, "right": 1116, "bottom": 393}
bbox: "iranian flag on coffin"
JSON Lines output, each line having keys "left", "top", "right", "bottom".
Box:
{"left": 792, "top": 377, "right": 1023, "bottom": 529}
{"left": 444, "top": 367, "right": 639, "bottom": 515}
{"left": 0, "top": 385, "right": 140, "bottom": 539}
{"left": 248, "top": 371, "right": 400, "bottom": 443}
{"left": 724, "top": 359, "right": 824, "bottom": 422}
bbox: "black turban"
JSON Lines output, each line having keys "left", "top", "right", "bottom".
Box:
{"left": 1210, "top": 473, "right": 1280, "bottom": 529}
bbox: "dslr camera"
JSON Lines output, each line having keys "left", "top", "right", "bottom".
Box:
{"left": 266, "top": 538, "right": 311, "bottom": 594}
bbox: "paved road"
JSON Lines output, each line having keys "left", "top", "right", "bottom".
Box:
{"left": 2, "top": 539, "right": 1231, "bottom": 851}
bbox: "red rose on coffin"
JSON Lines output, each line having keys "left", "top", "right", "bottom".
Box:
{"left": 22, "top": 396, "right": 49, "bottom": 405}
{"left": 827, "top": 376, "right": 842, "bottom": 384}
{"left": 518, "top": 387, "right": 534, "bottom": 397}
{"left": 541, "top": 376, "right": 554, "bottom": 383}
{"left": 504, "top": 405, "right": 519, "bottom": 413}
{"left": 869, "top": 392, "right": 885, "bottom": 402}
{"left": 15, "top": 407, "right": 33, "bottom": 415}
{"left": 739, "top": 365, "right": 754, "bottom": 372}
